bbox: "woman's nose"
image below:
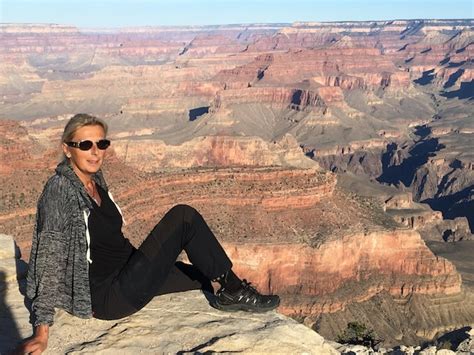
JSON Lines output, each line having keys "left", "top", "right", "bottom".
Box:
{"left": 90, "top": 144, "right": 98, "bottom": 155}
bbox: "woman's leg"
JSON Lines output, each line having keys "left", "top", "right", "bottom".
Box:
{"left": 113, "top": 204, "right": 232, "bottom": 314}
{"left": 93, "top": 204, "right": 278, "bottom": 320}
{"left": 92, "top": 261, "right": 212, "bottom": 320}
{"left": 138, "top": 204, "right": 233, "bottom": 279}
{"left": 155, "top": 261, "right": 214, "bottom": 296}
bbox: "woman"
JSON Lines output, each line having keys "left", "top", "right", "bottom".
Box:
{"left": 19, "top": 113, "right": 279, "bottom": 354}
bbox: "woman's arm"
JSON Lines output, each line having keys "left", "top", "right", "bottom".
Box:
{"left": 23, "top": 177, "right": 69, "bottom": 352}
{"left": 16, "top": 324, "right": 49, "bottom": 354}
{"left": 27, "top": 229, "right": 66, "bottom": 326}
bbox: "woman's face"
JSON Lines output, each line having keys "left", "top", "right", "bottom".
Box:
{"left": 62, "top": 125, "right": 107, "bottom": 183}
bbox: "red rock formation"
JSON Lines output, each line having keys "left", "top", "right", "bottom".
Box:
{"left": 315, "top": 86, "right": 344, "bottom": 105}
{"left": 224, "top": 229, "right": 461, "bottom": 317}
{"left": 212, "top": 87, "right": 327, "bottom": 109}
{"left": 112, "top": 134, "right": 318, "bottom": 171}
{"left": 0, "top": 120, "right": 55, "bottom": 174}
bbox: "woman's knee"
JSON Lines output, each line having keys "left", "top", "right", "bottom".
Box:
{"left": 166, "top": 204, "right": 198, "bottom": 223}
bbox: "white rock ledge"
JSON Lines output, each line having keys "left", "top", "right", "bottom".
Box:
{"left": 0, "top": 234, "right": 338, "bottom": 354}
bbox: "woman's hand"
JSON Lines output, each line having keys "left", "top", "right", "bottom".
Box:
{"left": 15, "top": 324, "right": 49, "bottom": 354}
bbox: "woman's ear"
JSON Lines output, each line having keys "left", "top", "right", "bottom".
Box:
{"left": 62, "top": 143, "right": 71, "bottom": 158}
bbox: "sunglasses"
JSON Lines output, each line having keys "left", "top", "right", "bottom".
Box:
{"left": 66, "top": 139, "right": 111, "bottom": 151}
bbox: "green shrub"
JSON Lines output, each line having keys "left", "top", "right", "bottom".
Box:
{"left": 337, "top": 321, "right": 381, "bottom": 348}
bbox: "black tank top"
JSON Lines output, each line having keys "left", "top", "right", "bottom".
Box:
{"left": 88, "top": 185, "right": 134, "bottom": 287}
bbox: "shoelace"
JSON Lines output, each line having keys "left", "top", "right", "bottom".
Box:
{"left": 239, "top": 280, "right": 263, "bottom": 301}
{"left": 241, "top": 280, "right": 257, "bottom": 292}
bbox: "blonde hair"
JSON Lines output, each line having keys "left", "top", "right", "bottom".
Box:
{"left": 62, "top": 113, "right": 108, "bottom": 143}
{"left": 61, "top": 113, "right": 108, "bottom": 161}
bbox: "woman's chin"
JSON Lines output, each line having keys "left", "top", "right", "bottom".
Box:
{"left": 78, "top": 165, "right": 102, "bottom": 176}
{"left": 86, "top": 161, "right": 103, "bottom": 172}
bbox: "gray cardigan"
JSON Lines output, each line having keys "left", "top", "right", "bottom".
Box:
{"left": 26, "top": 160, "right": 112, "bottom": 326}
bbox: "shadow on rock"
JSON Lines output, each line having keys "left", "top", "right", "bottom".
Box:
{"left": 377, "top": 136, "right": 445, "bottom": 187}
{"left": 0, "top": 240, "right": 30, "bottom": 354}
{"left": 0, "top": 271, "right": 22, "bottom": 353}
{"left": 423, "top": 184, "right": 474, "bottom": 233}
{"left": 434, "top": 326, "right": 472, "bottom": 351}
{"left": 441, "top": 80, "right": 474, "bottom": 100}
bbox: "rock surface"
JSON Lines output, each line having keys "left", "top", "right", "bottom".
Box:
{"left": 331, "top": 327, "right": 474, "bottom": 354}
{"left": 0, "top": 234, "right": 338, "bottom": 354}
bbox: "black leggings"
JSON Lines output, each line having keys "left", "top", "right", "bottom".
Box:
{"left": 90, "top": 204, "right": 233, "bottom": 320}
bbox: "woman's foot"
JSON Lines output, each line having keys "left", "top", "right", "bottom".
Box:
{"left": 213, "top": 280, "right": 280, "bottom": 313}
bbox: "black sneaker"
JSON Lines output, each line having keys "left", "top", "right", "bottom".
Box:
{"left": 213, "top": 280, "right": 280, "bottom": 313}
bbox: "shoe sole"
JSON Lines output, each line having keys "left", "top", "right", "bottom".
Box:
{"left": 213, "top": 299, "right": 280, "bottom": 313}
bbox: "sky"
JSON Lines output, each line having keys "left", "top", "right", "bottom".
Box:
{"left": 1, "top": 0, "right": 473, "bottom": 28}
